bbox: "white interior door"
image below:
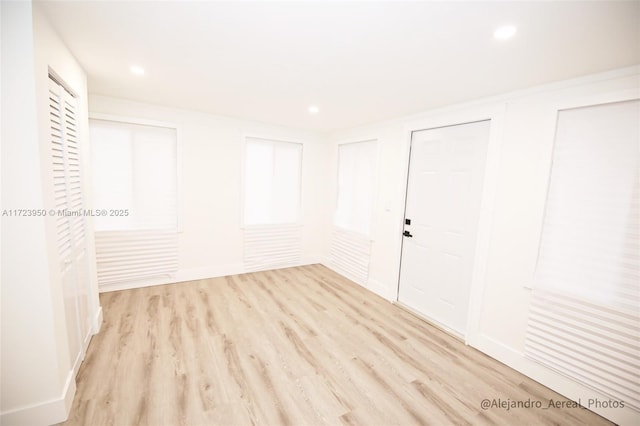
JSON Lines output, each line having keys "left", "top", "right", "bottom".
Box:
{"left": 398, "top": 120, "right": 490, "bottom": 336}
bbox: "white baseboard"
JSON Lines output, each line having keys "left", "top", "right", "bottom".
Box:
{"left": 320, "top": 260, "right": 397, "bottom": 302}
{"left": 321, "top": 258, "right": 366, "bottom": 285}
{"left": 470, "top": 332, "right": 639, "bottom": 426}
{"left": 98, "top": 257, "right": 324, "bottom": 293}
{"left": 301, "top": 255, "right": 322, "bottom": 266}
{"left": 98, "top": 263, "right": 244, "bottom": 292}
{"left": 93, "top": 306, "right": 103, "bottom": 334}
{"left": 368, "top": 278, "right": 396, "bottom": 302}
{"left": 174, "top": 263, "right": 245, "bottom": 283}
{"left": 98, "top": 274, "right": 186, "bottom": 293}
{"left": 0, "top": 370, "right": 76, "bottom": 426}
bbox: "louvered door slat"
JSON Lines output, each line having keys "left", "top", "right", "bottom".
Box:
{"left": 61, "top": 93, "right": 85, "bottom": 247}
{"left": 49, "top": 82, "right": 73, "bottom": 264}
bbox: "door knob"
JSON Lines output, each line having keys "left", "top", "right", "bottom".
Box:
{"left": 403, "top": 230, "right": 413, "bottom": 238}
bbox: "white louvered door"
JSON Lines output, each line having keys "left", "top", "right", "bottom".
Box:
{"left": 49, "top": 77, "right": 90, "bottom": 372}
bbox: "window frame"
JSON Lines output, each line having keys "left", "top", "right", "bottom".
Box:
{"left": 334, "top": 139, "right": 379, "bottom": 238}
{"left": 88, "top": 113, "right": 183, "bottom": 232}
{"left": 529, "top": 87, "right": 639, "bottom": 289}
{"left": 241, "top": 135, "right": 303, "bottom": 228}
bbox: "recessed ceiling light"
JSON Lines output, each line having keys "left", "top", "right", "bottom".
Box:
{"left": 130, "top": 65, "right": 145, "bottom": 75}
{"left": 308, "top": 105, "right": 319, "bottom": 114}
{"left": 493, "top": 25, "right": 517, "bottom": 40}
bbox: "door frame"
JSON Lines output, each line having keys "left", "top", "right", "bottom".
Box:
{"left": 393, "top": 103, "right": 506, "bottom": 344}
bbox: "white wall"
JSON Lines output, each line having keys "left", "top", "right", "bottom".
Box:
{"left": 1, "top": 1, "right": 64, "bottom": 420}
{"left": 1, "top": 2, "right": 101, "bottom": 424}
{"left": 327, "top": 66, "right": 640, "bottom": 425}
{"left": 88, "top": 95, "right": 330, "bottom": 290}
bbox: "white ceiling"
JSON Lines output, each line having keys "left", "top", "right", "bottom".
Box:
{"left": 37, "top": 1, "right": 640, "bottom": 132}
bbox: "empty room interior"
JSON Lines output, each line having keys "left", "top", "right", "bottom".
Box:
{"left": 2, "top": 1, "right": 639, "bottom": 425}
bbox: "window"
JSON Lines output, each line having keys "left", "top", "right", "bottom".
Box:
{"left": 534, "top": 100, "right": 639, "bottom": 308}
{"left": 242, "top": 137, "right": 303, "bottom": 271}
{"left": 526, "top": 99, "right": 639, "bottom": 411}
{"left": 244, "top": 137, "right": 302, "bottom": 225}
{"left": 329, "top": 140, "right": 377, "bottom": 285}
{"left": 334, "top": 140, "right": 377, "bottom": 235}
{"left": 89, "top": 119, "right": 178, "bottom": 230}
{"left": 89, "top": 118, "right": 179, "bottom": 287}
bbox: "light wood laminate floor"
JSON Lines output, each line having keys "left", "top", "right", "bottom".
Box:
{"left": 61, "top": 264, "right": 612, "bottom": 425}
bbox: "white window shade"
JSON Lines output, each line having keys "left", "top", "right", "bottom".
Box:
{"left": 244, "top": 138, "right": 301, "bottom": 225}
{"left": 89, "top": 118, "right": 179, "bottom": 287}
{"left": 90, "top": 120, "right": 177, "bottom": 230}
{"left": 334, "top": 140, "right": 377, "bottom": 236}
{"left": 534, "top": 100, "right": 639, "bottom": 309}
{"left": 526, "top": 100, "right": 640, "bottom": 410}
{"left": 242, "top": 137, "right": 303, "bottom": 272}
{"left": 331, "top": 140, "right": 377, "bottom": 286}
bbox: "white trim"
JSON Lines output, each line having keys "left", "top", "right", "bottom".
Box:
{"left": 334, "top": 65, "right": 640, "bottom": 136}
{"left": 319, "top": 255, "right": 332, "bottom": 267}
{"left": 328, "top": 263, "right": 367, "bottom": 289}
{"left": 48, "top": 67, "right": 79, "bottom": 98}
{"left": 176, "top": 264, "right": 245, "bottom": 284}
{"left": 300, "top": 255, "right": 322, "bottom": 266}
{"left": 98, "top": 256, "right": 323, "bottom": 293}
{"left": 70, "top": 341, "right": 84, "bottom": 378}
{"left": 394, "top": 127, "right": 414, "bottom": 301}
{"left": 368, "top": 278, "right": 396, "bottom": 302}
{"left": 88, "top": 112, "right": 179, "bottom": 130}
{"left": 395, "top": 301, "right": 465, "bottom": 341}
{"left": 176, "top": 125, "right": 184, "bottom": 232}
{"left": 0, "top": 371, "right": 76, "bottom": 426}
{"left": 465, "top": 105, "right": 506, "bottom": 344}
{"left": 394, "top": 103, "right": 506, "bottom": 344}
{"left": 98, "top": 273, "right": 177, "bottom": 293}
{"left": 320, "top": 260, "right": 396, "bottom": 301}
{"left": 242, "top": 133, "right": 304, "bottom": 146}
{"left": 334, "top": 136, "right": 380, "bottom": 146}
{"left": 92, "top": 306, "right": 103, "bottom": 334}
